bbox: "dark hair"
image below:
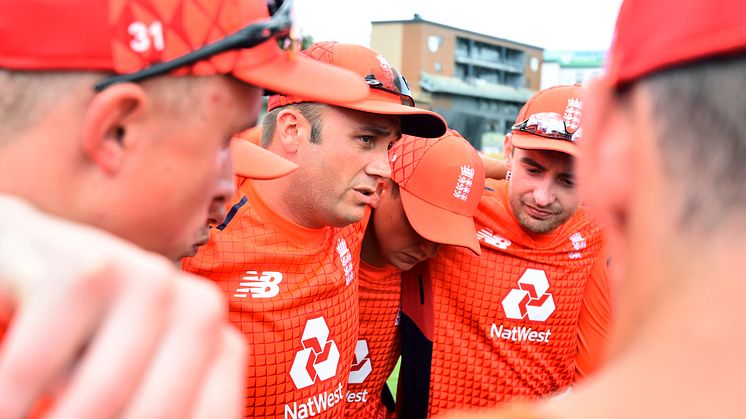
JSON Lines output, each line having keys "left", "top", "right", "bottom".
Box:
{"left": 261, "top": 102, "right": 324, "bottom": 146}
{"left": 637, "top": 53, "right": 746, "bottom": 230}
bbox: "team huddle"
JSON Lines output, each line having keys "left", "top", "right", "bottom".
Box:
{"left": 1, "top": 0, "right": 745, "bottom": 418}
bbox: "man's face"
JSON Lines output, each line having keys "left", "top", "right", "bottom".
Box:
{"left": 117, "top": 76, "right": 261, "bottom": 260}
{"left": 181, "top": 196, "right": 226, "bottom": 259}
{"left": 507, "top": 147, "right": 579, "bottom": 234}
{"left": 294, "top": 106, "right": 399, "bottom": 228}
{"left": 371, "top": 183, "right": 440, "bottom": 271}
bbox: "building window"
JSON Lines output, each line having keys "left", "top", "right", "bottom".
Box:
{"left": 434, "top": 62, "right": 442, "bottom": 72}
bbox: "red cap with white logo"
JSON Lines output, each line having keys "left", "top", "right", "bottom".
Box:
{"left": 389, "top": 130, "right": 484, "bottom": 255}
{"left": 510, "top": 84, "right": 583, "bottom": 157}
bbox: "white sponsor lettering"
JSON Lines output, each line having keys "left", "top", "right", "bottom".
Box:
{"left": 346, "top": 390, "right": 370, "bottom": 403}
{"left": 284, "top": 383, "right": 344, "bottom": 419}
{"left": 490, "top": 323, "right": 552, "bottom": 343}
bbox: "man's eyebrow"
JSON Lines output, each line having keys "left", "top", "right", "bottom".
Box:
{"left": 355, "top": 125, "right": 394, "bottom": 137}
{"left": 520, "top": 157, "right": 545, "bottom": 170}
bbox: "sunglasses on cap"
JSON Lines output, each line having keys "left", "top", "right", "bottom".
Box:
{"left": 511, "top": 112, "right": 582, "bottom": 142}
{"left": 94, "top": 0, "right": 298, "bottom": 91}
{"left": 364, "top": 72, "right": 415, "bottom": 107}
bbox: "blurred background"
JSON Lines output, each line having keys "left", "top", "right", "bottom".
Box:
{"left": 290, "top": 0, "right": 623, "bottom": 157}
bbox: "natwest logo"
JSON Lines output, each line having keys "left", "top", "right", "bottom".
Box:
{"left": 233, "top": 271, "right": 282, "bottom": 298}
{"left": 285, "top": 383, "right": 344, "bottom": 419}
{"left": 289, "top": 317, "right": 340, "bottom": 389}
{"left": 348, "top": 339, "right": 372, "bottom": 384}
{"left": 501, "top": 269, "right": 555, "bottom": 322}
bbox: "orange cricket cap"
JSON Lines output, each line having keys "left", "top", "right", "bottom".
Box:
{"left": 606, "top": 0, "right": 746, "bottom": 87}
{"left": 389, "top": 129, "right": 484, "bottom": 255}
{"left": 267, "top": 41, "right": 447, "bottom": 138}
{"left": 510, "top": 84, "right": 583, "bottom": 158}
{"left": 0, "top": 0, "right": 368, "bottom": 105}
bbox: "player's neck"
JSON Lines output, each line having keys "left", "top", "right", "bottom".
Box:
{"left": 251, "top": 176, "right": 321, "bottom": 229}
{"left": 361, "top": 219, "right": 386, "bottom": 267}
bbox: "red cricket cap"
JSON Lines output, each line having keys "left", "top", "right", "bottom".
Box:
{"left": 389, "top": 129, "right": 484, "bottom": 255}
{"left": 231, "top": 126, "right": 297, "bottom": 179}
{"left": 268, "top": 41, "right": 448, "bottom": 138}
{"left": 606, "top": 0, "right": 746, "bottom": 86}
{"left": 0, "top": 0, "right": 360, "bottom": 180}
{"left": 0, "top": 0, "right": 369, "bottom": 103}
{"left": 510, "top": 84, "right": 583, "bottom": 157}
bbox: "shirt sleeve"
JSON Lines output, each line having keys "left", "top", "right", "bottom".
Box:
{"left": 574, "top": 246, "right": 612, "bottom": 379}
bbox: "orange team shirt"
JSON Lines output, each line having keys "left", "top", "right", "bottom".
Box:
{"left": 344, "top": 261, "right": 402, "bottom": 419}
{"left": 432, "top": 404, "right": 556, "bottom": 419}
{"left": 183, "top": 177, "right": 370, "bottom": 419}
{"left": 401, "top": 178, "right": 611, "bottom": 417}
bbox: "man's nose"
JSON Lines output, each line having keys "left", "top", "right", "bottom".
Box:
{"left": 366, "top": 148, "right": 392, "bottom": 180}
{"left": 532, "top": 180, "right": 556, "bottom": 207}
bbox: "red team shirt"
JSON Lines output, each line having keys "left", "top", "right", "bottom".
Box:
{"left": 345, "top": 261, "right": 402, "bottom": 419}
{"left": 183, "top": 177, "right": 369, "bottom": 419}
{"left": 399, "top": 178, "right": 610, "bottom": 417}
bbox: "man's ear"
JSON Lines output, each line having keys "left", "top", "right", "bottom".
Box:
{"left": 80, "top": 83, "right": 148, "bottom": 175}
{"left": 274, "top": 108, "right": 308, "bottom": 155}
{"left": 503, "top": 134, "right": 514, "bottom": 168}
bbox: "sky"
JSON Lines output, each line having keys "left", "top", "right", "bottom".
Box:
{"left": 294, "top": 0, "right": 624, "bottom": 52}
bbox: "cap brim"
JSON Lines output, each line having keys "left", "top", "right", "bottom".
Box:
{"left": 400, "top": 189, "right": 481, "bottom": 256}
{"left": 341, "top": 99, "right": 447, "bottom": 138}
{"left": 232, "top": 48, "right": 369, "bottom": 105}
{"left": 230, "top": 137, "right": 297, "bottom": 180}
{"left": 511, "top": 132, "right": 579, "bottom": 157}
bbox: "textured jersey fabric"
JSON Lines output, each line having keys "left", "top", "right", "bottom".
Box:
{"left": 183, "top": 177, "right": 369, "bottom": 419}
{"left": 400, "top": 179, "right": 610, "bottom": 417}
{"left": 433, "top": 403, "right": 557, "bottom": 419}
{"left": 344, "top": 261, "right": 401, "bottom": 419}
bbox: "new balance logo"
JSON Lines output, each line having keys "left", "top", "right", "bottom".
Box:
{"left": 233, "top": 271, "right": 282, "bottom": 298}
{"left": 477, "top": 228, "right": 512, "bottom": 250}
{"left": 289, "top": 317, "right": 340, "bottom": 389}
{"left": 501, "top": 269, "right": 555, "bottom": 322}
{"left": 348, "top": 339, "right": 372, "bottom": 384}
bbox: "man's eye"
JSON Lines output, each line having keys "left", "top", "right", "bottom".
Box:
{"left": 560, "top": 178, "right": 575, "bottom": 188}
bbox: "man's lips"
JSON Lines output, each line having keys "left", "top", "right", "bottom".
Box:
{"left": 524, "top": 204, "right": 555, "bottom": 219}
{"left": 353, "top": 187, "right": 377, "bottom": 205}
